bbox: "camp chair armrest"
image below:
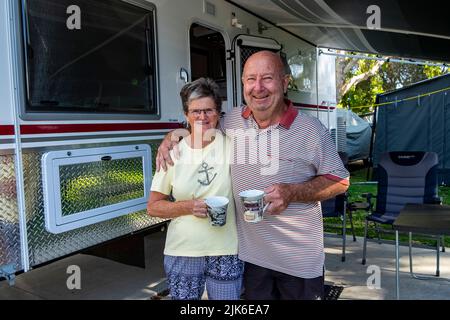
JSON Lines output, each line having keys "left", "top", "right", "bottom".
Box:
{"left": 348, "top": 201, "right": 371, "bottom": 211}
{"left": 361, "top": 193, "right": 374, "bottom": 203}
{"left": 364, "top": 193, "right": 375, "bottom": 211}
{"left": 348, "top": 193, "right": 374, "bottom": 212}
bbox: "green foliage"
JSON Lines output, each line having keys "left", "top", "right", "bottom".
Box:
{"left": 337, "top": 54, "right": 449, "bottom": 115}
{"left": 340, "top": 61, "right": 384, "bottom": 114}
{"left": 423, "top": 65, "right": 448, "bottom": 79}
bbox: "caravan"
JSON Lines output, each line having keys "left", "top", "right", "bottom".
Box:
{"left": 0, "top": 0, "right": 338, "bottom": 283}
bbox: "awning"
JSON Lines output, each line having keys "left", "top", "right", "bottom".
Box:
{"left": 227, "top": 0, "right": 450, "bottom": 63}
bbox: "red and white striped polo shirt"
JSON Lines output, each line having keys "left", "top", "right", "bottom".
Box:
{"left": 222, "top": 100, "right": 349, "bottom": 278}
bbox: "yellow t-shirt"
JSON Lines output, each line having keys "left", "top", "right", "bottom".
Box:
{"left": 150, "top": 133, "right": 238, "bottom": 256}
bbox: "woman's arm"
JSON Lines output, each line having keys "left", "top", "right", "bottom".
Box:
{"left": 147, "top": 191, "right": 208, "bottom": 219}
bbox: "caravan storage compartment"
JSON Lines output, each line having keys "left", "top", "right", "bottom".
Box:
{"left": 42, "top": 145, "right": 151, "bottom": 234}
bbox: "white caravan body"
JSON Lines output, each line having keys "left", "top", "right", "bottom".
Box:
{"left": 0, "top": 0, "right": 337, "bottom": 279}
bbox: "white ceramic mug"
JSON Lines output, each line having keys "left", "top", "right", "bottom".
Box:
{"left": 205, "top": 196, "right": 229, "bottom": 226}
{"left": 238, "top": 189, "right": 270, "bottom": 223}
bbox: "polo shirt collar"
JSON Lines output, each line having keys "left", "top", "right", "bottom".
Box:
{"left": 241, "top": 99, "right": 298, "bottom": 129}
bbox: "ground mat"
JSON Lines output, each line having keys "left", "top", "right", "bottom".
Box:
{"left": 324, "top": 284, "right": 344, "bottom": 300}
{"left": 153, "top": 285, "right": 345, "bottom": 300}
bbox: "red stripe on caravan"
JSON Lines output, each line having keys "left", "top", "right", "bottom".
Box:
{"left": 293, "top": 102, "right": 336, "bottom": 110}
{"left": 0, "top": 123, "right": 183, "bottom": 135}
{"left": 20, "top": 123, "right": 184, "bottom": 134}
{"left": 0, "top": 125, "right": 14, "bottom": 135}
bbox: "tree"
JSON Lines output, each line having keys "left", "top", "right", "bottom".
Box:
{"left": 336, "top": 51, "right": 449, "bottom": 115}
{"left": 336, "top": 53, "right": 385, "bottom": 114}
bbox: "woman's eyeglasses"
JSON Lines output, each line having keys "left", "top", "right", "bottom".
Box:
{"left": 188, "top": 108, "right": 217, "bottom": 117}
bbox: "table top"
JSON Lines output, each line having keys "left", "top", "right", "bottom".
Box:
{"left": 393, "top": 203, "right": 450, "bottom": 235}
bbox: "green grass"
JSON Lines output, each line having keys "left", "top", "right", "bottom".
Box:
{"left": 324, "top": 167, "right": 450, "bottom": 248}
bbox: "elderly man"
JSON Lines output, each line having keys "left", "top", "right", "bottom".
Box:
{"left": 157, "top": 51, "right": 349, "bottom": 300}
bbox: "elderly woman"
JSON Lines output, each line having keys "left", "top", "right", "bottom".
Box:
{"left": 147, "top": 78, "right": 242, "bottom": 300}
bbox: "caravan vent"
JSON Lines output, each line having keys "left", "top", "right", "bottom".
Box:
{"left": 204, "top": 1, "right": 216, "bottom": 16}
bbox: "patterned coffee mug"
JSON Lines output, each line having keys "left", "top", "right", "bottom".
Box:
{"left": 205, "top": 196, "right": 229, "bottom": 226}
{"left": 238, "top": 190, "right": 270, "bottom": 223}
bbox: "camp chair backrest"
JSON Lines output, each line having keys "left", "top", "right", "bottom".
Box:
{"left": 321, "top": 195, "right": 345, "bottom": 217}
{"left": 321, "top": 152, "right": 348, "bottom": 218}
{"left": 375, "top": 151, "right": 439, "bottom": 219}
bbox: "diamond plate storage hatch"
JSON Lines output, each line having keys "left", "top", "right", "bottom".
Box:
{"left": 41, "top": 145, "right": 151, "bottom": 234}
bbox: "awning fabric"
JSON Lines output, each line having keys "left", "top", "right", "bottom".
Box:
{"left": 228, "top": 0, "right": 450, "bottom": 63}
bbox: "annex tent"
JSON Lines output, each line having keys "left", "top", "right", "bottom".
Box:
{"left": 373, "top": 74, "right": 450, "bottom": 185}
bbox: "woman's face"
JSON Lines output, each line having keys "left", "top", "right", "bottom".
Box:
{"left": 185, "top": 96, "right": 219, "bottom": 135}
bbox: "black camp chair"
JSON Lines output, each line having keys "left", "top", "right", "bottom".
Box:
{"left": 359, "top": 151, "right": 444, "bottom": 272}
{"left": 321, "top": 152, "right": 356, "bottom": 262}
{"left": 322, "top": 192, "right": 356, "bottom": 262}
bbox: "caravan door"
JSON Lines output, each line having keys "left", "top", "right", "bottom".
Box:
{"left": 232, "top": 35, "right": 282, "bottom": 108}
{"left": 189, "top": 23, "right": 229, "bottom": 112}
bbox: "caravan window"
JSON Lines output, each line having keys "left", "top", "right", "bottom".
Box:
{"left": 190, "top": 24, "right": 227, "bottom": 101}
{"left": 22, "top": 0, "right": 158, "bottom": 116}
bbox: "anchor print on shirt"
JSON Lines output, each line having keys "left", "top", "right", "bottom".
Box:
{"left": 197, "top": 161, "right": 217, "bottom": 186}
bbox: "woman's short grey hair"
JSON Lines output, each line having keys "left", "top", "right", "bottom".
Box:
{"left": 180, "top": 77, "right": 222, "bottom": 114}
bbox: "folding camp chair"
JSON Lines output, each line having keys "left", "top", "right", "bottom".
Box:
{"left": 322, "top": 192, "right": 356, "bottom": 262}
{"left": 321, "top": 152, "right": 356, "bottom": 262}
{"left": 359, "top": 151, "right": 444, "bottom": 276}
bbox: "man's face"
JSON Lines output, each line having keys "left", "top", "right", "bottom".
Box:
{"left": 242, "top": 55, "right": 289, "bottom": 113}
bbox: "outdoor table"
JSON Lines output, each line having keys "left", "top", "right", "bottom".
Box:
{"left": 393, "top": 203, "right": 450, "bottom": 299}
